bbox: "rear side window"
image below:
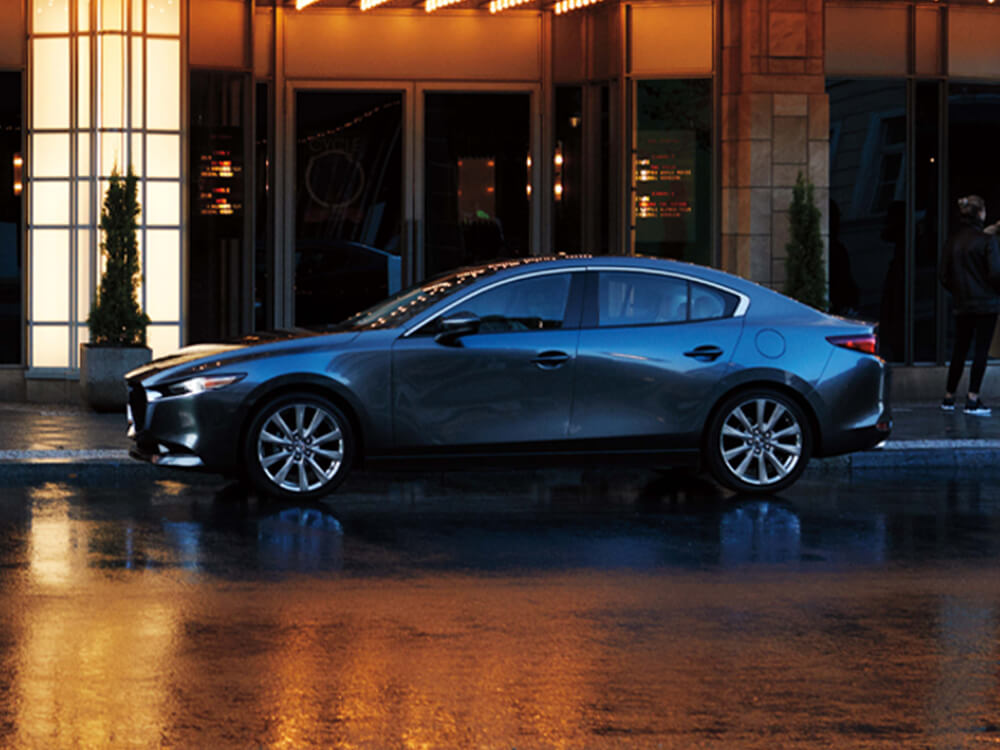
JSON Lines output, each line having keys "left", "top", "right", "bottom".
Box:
{"left": 596, "top": 271, "right": 739, "bottom": 327}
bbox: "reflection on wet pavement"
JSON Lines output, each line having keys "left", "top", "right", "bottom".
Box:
{"left": 0, "top": 469, "right": 999, "bottom": 747}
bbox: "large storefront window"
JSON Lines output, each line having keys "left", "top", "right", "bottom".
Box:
{"left": 631, "top": 79, "right": 712, "bottom": 265}
{"left": 424, "top": 92, "right": 530, "bottom": 278}
{"left": 828, "top": 80, "right": 908, "bottom": 362}
{"left": 0, "top": 72, "right": 21, "bottom": 365}
{"left": 295, "top": 90, "right": 403, "bottom": 327}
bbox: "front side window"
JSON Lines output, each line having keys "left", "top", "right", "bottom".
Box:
{"left": 597, "top": 271, "right": 738, "bottom": 327}
{"left": 444, "top": 273, "right": 573, "bottom": 334}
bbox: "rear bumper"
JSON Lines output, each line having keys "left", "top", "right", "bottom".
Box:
{"left": 819, "top": 410, "right": 893, "bottom": 457}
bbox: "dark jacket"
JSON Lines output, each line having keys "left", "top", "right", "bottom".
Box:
{"left": 940, "top": 217, "right": 1000, "bottom": 315}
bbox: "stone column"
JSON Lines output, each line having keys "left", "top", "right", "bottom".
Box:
{"left": 721, "top": 0, "right": 829, "bottom": 293}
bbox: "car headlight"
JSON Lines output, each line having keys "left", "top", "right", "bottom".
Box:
{"left": 163, "top": 373, "right": 246, "bottom": 397}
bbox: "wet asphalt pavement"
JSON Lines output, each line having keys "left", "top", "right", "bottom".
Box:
{"left": 1, "top": 468, "right": 1000, "bottom": 748}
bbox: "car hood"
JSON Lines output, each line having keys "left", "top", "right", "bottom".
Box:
{"left": 125, "top": 329, "right": 353, "bottom": 381}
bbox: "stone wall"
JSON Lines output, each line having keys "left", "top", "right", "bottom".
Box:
{"left": 721, "top": 0, "right": 829, "bottom": 294}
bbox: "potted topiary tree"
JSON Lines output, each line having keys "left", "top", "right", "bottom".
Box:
{"left": 80, "top": 166, "right": 152, "bottom": 411}
{"left": 785, "top": 171, "right": 828, "bottom": 311}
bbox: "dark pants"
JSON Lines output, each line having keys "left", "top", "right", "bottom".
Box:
{"left": 946, "top": 313, "right": 999, "bottom": 394}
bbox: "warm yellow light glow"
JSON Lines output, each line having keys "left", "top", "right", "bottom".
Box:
{"left": 490, "top": 0, "right": 531, "bottom": 11}
{"left": 426, "top": 0, "right": 463, "bottom": 11}
{"left": 554, "top": 182, "right": 564, "bottom": 199}
{"left": 554, "top": 0, "right": 601, "bottom": 13}
{"left": 360, "top": 0, "right": 391, "bottom": 9}
{"left": 31, "top": 230, "right": 70, "bottom": 322}
{"left": 146, "top": 230, "right": 180, "bottom": 320}
{"left": 554, "top": 153, "right": 564, "bottom": 166}
{"left": 296, "top": 0, "right": 320, "bottom": 8}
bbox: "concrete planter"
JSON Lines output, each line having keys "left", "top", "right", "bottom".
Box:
{"left": 80, "top": 344, "right": 152, "bottom": 412}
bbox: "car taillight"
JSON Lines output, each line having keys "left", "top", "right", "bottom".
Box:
{"left": 827, "top": 334, "right": 877, "bottom": 355}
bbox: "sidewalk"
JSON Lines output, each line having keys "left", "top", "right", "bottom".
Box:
{"left": 0, "top": 401, "right": 997, "bottom": 481}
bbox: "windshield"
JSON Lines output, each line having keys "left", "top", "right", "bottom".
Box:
{"left": 327, "top": 263, "right": 515, "bottom": 331}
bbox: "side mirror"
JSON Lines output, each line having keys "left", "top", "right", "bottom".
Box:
{"left": 434, "top": 312, "right": 480, "bottom": 346}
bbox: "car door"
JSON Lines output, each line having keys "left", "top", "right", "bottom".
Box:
{"left": 391, "top": 270, "right": 584, "bottom": 449}
{"left": 569, "top": 269, "right": 746, "bottom": 446}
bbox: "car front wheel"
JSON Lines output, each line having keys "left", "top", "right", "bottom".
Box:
{"left": 706, "top": 389, "right": 811, "bottom": 494}
{"left": 243, "top": 393, "right": 354, "bottom": 500}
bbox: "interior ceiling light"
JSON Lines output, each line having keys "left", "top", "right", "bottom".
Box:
{"left": 426, "top": 0, "right": 463, "bottom": 11}
{"left": 361, "top": 0, "right": 391, "bottom": 9}
{"left": 295, "top": 0, "right": 320, "bottom": 8}
{"left": 490, "top": 0, "right": 532, "bottom": 11}
{"left": 554, "top": 0, "right": 601, "bottom": 13}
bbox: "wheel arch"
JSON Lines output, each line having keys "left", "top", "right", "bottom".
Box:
{"left": 701, "top": 379, "right": 823, "bottom": 460}
{"left": 237, "top": 376, "right": 368, "bottom": 467}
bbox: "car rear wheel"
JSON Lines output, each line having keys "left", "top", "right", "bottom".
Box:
{"left": 706, "top": 389, "right": 811, "bottom": 494}
{"left": 243, "top": 393, "right": 354, "bottom": 500}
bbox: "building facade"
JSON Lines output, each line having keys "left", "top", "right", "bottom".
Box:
{"left": 0, "top": 0, "right": 996, "bottom": 400}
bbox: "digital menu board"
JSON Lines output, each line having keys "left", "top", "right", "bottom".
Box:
{"left": 634, "top": 129, "right": 696, "bottom": 244}
{"left": 195, "top": 127, "right": 244, "bottom": 219}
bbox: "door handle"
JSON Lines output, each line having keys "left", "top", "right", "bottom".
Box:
{"left": 683, "top": 345, "right": 724, "bottom": 362}
{"left": 532, "top": 351, "right": 570, "bottom": 369}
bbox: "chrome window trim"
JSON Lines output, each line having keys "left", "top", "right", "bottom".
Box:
{"left": 585, "top": 266, "right": 751, "bottom": 318}
{"left": 401, "top": 268, "right": 583, "bottom": 338}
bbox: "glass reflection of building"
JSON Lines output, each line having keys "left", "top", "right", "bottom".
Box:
{"left": 0, "top": 0, "right": 997, "bottom": 400}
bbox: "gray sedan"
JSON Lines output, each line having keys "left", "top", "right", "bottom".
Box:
{"left": 126, "top": 256, "right": 891, "bottom": 498}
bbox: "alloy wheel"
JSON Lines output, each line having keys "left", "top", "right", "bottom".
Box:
{"left": 256, "top": 402, "right": 345, "bottom": 494}
{"left": 717, "top": 396, "right": 803, "bottom": 488}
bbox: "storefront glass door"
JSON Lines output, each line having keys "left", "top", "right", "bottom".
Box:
{"left": 294, "top": 89, "right": 405, "bottom": 327}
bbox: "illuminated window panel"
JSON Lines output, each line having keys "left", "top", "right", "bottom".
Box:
{"left": 146, "top": 39, "right": 180, "bottom": 131}
{"left": 78, "top": 37, "right": 91, "bottom": 129}
{"left": 144, "top": 181, "right": 179, "bottom": 226}
{"left": 78, "top": 229, "right": 93, "bottom": 320}
{"left": 100, "top": 35, "right": 125, "bottom": 130}
{"left": 78, "top": 133, "right": 92, "bottom": 175}
{"left": 30, "top": 134, "right": 70, "bottom": 179}
{"left": 98, "top": 132, "right": 128, "bottom": 177}
{"left": 147, "top": 324, "right": 180, "bottom": 360}
{"left": 79, "top": 0, "right": 91, "bottom": 31}
{"left": 132, "top": 0, "right": 144, "bottom": 30}
{"left": 31, "top": 230, "right": 71, "bottom": 322}
{"left": 131, "top": 38, "right": 144, "bottom": 128}
{"left": 32, "top": 0, "right": 70, "bottom": 34}
{"left": 78, "top": 181, "right": 92, "bottom": 227}
{"left": 99, "top": 0, "right": 125, "bottom": 31}
{"left": 147, "top": 0, "right": 180, "bottom": 36}
{"left": 31, "top": 327, "right": 71, "bottom": 369}
{"left": 130, "top": 134, "right": 144, "bottom": 179}
{"left": 78, "top": 325, "right": 90, "bottom": 347}
{"left": 31, "top": 181, "right": 70, "bottom": 226}
{"left": 145, "top": 229, "right": 180, "bottom": 320}
{"left": 146, "top": 134, "right": 179, "bottom": 178}
{"left": 32, "top": 39, "right": 70, "bottom": 130}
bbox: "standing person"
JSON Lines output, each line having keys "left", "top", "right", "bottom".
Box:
{"left": 940, "top": 194, "right": 1000, "bottom": 416}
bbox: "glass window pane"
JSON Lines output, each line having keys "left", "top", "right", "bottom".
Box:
{"left": 99, "top": 132, "right": 127, "bottom": 177}
{"left": 130, "top": 133, "right": 144, "bottom": 179}
{"left": 145, "top": 229, "right": 179, "bottom": 319}
{"left": 147, "top": 134, "right": 179, "bottom": 178}
{"left": 32, "top": 0, "right": 70, "bottom": 34}
{"left": 451, "top": 274, "right": 572, "bottom": 333}
{"left": 30, "top": 134, "right": 70, "bottom": 178}
{"left": 633, "top": 79, "right": 712, "bottom": 266}
{"left": 598, "top": 271, "right": 688, "bottom": 327}
{"left": 147, "top": 39, "right": 179, "bottom": 130}
{"left": 144, "top": 181, "right": 179, "bottom": 226}
{"left": 79, "top": 0, "right": 91, "bottom": 32}
{"left": 100, "top": 34, "right": 125, "bottom": 130}
{"left": 78, "top": 132, "right": 91, "bottom": 175}
{"left": 78, "top": 37, "right": 90, "bottom": 129}
{"left": 424, "top": 91, "right": 530, "bottom": 278}
{"left": 132, "top": 37, "right": 143, "bottom": 128}
{"left": 690, "top": 282, "right": 738, "bottom": 320}
{"left": 554, "top": 86, "right": 583, "bottom": 253}
{"left": 147, "top": 0, "right": 180, "bottom": 36}
{"left": 31, "top": 326, "right": 70, "bottom": 368}
{"left": 32, "top": 38, "right": 70, "bottom": 130}
{"left": 78, "top": 229, "right": 92, "bottom": 319}
{"left": 294, "top": 89, "right": 403, "bottom": 327}
{"left": 31, "top": 181, "right": 70, "bottom": 226}
{"left": 31, "top": 229, "right": 70, "bottom": 321}
{"left": 147, "top": 324, "right": 180, "bottom": 359}
{"left": 99, "top": 0, "right": 124, "bottom": 31}
{"left": 0, "top": 71, "right": 23, "bottom": 364}
{"left": 78, "top": 180, "right": 91, "bottom": 225}
{"left": 828, "top": 79, "right": 907, "bottom": 362}
{"left": 132, "top": 0, "right": 144, "bottom": 32}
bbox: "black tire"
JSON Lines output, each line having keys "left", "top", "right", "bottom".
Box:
{"left": 243, "top": 393, "right": 354, "bottom": 501}
{"left": 705, "top": 388, "right": 812, "bottom": 494}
